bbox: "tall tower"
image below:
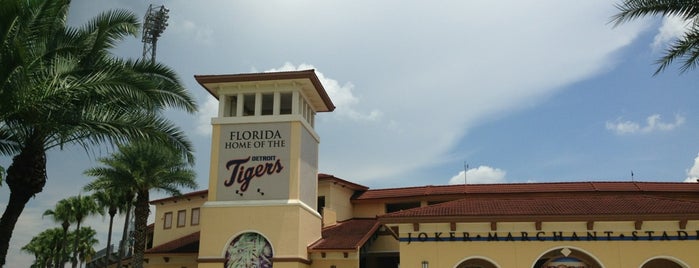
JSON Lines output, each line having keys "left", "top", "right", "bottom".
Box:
{"left": 141, "top": 4, "right": 169, "bottom": 63}
{"left": 194, "top": 70, "right": 335, "bottom": 268}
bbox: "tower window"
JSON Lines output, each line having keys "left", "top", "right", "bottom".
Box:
{"left": 280, "top": 93, "right": 292, "bottom": 114}
{"left": 261, "top": 93, "right": 274, "bottom": 115}
{"left": 228, "top": 95, "right": 238, "bottom": 117}
{"left": 243, "top": 94, "right": 255, "bottom": 116}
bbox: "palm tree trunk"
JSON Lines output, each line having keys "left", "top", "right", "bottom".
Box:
{"left": 0, "top": 141, "right": 47, "bottom": 266}
{"left": 72, "top": 221, "right": 82, "bottom": 268}
{"left": 105, "top": 209, "right": 115, "bottom": 268}
{"left": 59, "top": 221, "right": 70, "bottom": 268}
{"left": 0, "top": 190, "right": 33, "bottom": 266}
{"left": 131, "top": 193, "right": 149, "bottom": 268}
{"left": 116, "top": 202, "right": 132, "bottom": 268}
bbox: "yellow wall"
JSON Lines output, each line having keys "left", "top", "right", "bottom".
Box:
{"left": 143, "top": 254, "right": 198, "bottom": 268}
{"left": 151, "top": 196, "right": 206, "bottom": 247}
{"left": 318, "top": 180, "right": 356, "bottom": 222}
{"left": 391, "top": 220, "right": 699, "bottom": 268}
{"left": 198, "top": 203, "right": 321, "bottom": 262}
{"left": 309, "top": 252, "right": 360, "bottom": 268}
{"left": 352, "top": 202, "right": 384, "bottom": 218}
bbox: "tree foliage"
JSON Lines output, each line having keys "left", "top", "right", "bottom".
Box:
{"left": 612, "top": 0, "right": 699, "bottom": 74}
{"left": 0, "top": 0, "right": 196, "bottom": 265}
{"left": 84, "top": 141, "right": 197, "bottom": 268}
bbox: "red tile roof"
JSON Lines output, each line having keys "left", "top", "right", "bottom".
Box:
{"left": 150, "top": 190, "right": 208, "bottom": 204}
{"left": 355, "top": 181, "right": 699, "bottom": 201}
{"left": 379, "top": 195, "right": 699, "bottom": 223}
{"left": 145, "top": 232, "right": 200, "bottom": 254}
{"left": 308, "top": 219, "right": 379, "bottom": 251}
{"left": 319, "top": 173, "right": 369, "bottom": 191}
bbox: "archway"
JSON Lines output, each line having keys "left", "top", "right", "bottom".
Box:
{"left": 224, "top": 232, "right": 273, "bottom": 268}
{"left": 533, "top": 247, "right": 603, "bottom": 268}
{"left": 455, "top": 257, "right": 499, "bottom": 268}
{"left": 641, "top": 257, "right": 687, "bottom": 268}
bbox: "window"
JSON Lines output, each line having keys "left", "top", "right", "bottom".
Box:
{"left": 191, "top": 208, "right": 200, "bottom": 226}
{"left": 163, "top": 212, "right": 173, "bottom": 229}
{"left": 243, "top": 94, "right": 255, "bottom": 116}
{"left": 261, "top": 94, "right": 274, "bottom": 115}
{"left": 385, "top": 202, "right": 421, "bottom": 213}
{"left": 317, "top": 196, "right": 326, "bottom": 214}
{"left": 177, "top": 210, "right": 186, "bottom": 227}
{"left": 280, "top": 93, "right": 292, "bottom": 114}
{"left": 228, "top": 95, "right": 239, "bottom": 116}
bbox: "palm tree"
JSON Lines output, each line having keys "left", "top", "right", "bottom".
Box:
{"left": 612, "top": 0, "right": 699, "bottom": 74}
{"left": 87, "top": 185, "right": 133, "bottom": 268}
{"left": 64, "top": 195, "right": 102, "bottom": 268}
{"left": 0, "top": 1, "right": 196, "bottom": 265}
{"left": 21, "top": 227, "right": 65, "bottom": 268}
{"left": 69, "top": 226, "right": 99, "bottom": 268}
{"left": 43, "top": 199, "right": 75, "bottom": 267}
{"left": 84, "top": 141, "right": 197, "bottom": 268}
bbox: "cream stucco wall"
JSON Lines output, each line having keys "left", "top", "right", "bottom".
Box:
{"left": 352, "top": 202, "right": 384, "bottom": 218}
{"left": 198, "top": 202, "right": 321, "bottom": 263}
{"left": 151, "top": 196, "right": 206, "bottom": 247}
{"left": 318, "top": 180, "right": 356, "bottom": 222}
{"left": 390, "top": 220, "right": 699, "bottom": 268}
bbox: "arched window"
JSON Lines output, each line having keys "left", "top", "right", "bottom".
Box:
{"left": 224, "top": 232, "right": 273, "bottom": 268}
{"left": 533, "top": 247, "right": 602, "bottom": 268}
{"left": 641, "top": 258, "right": 686, "bottom": 268}
{"left": 456, "top": 257, "right": 499, "bottom": 268}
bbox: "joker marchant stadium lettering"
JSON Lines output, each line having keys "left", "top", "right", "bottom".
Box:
{"left": 402, "top": 230, "right": 699, "bottom": 243}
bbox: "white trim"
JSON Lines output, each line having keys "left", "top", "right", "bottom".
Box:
{"left": 639, "top": 256, "right": 689, "bottom": 268}
{"left": 210, "top": 116, "right": 320, "bottom": 142}
{"left": 203, "top": 199, "right": 321, "bottom": 218}
{"left": 452, "top": 256, "right": 501, "bottom": 268}
{"left": 530, "top": 246, "right": 605, "bottom": 268}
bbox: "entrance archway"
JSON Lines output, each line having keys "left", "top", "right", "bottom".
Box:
{"left": 455, "top": 257, "right": 499, "bottom": 268}
{"left": 533, "top": 247, "right": 602, "bottom": 268}
{"left": 641, "top": 257, "right": 687, "bottom": 268}
{"left": 224, "top": 232, "right": 273, "bottom": 268}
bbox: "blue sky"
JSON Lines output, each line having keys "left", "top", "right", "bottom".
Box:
{"left": 2, "top": 0, "right": 699, "bottom": 266}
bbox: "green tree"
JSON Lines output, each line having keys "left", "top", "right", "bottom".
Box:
{"left": 0, "top": 0, "right": 196, "bottom": 265}
{"left": 65, "top": 195, "right": 102, "bottom": 268}
{"left": 87, "top": 185, "right": 133, "bottom": 268}
{"left": 21, "top": 227, "right": 64, "bottom": 268}
{"left": 69, "top": 226, "right": 99, "bottom": 268}
{"left": 84, "top": 141, "right": 197, "bottom": 268}
{"left": 43, "top": 199, "right": 74, "bottom": 267}
{"left": 612, "top": 0, "right": 699, "bottom": 74}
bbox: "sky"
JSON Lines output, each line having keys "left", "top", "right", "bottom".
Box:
{"left": 2, "top": 0, "right": 699, "bottom": 266}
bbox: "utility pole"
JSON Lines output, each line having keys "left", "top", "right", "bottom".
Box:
{"left": 142, "top": 4, "right": 170, "bottom": 63}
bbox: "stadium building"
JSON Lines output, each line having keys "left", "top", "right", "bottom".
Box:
{"left": 119, "top": 70, "right": 699, "bottom": 268}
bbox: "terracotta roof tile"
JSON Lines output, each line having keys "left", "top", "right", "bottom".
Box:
{"left": 355, "top": 181, "right": 699, "bottom": 201}
{"left": 319, "top": 173, "right": 369, "bottom": 191}
{"left": 150, "top": 190, "right": 208, "bottom": 204}
{"left": 308, "top": 219, "right": 379, "bottom": 251}
{"left": 379, "top": 195, "right": 699, "bottom": 221}
{"left": 146, "top": 232, "right": 200, "bottom": 254}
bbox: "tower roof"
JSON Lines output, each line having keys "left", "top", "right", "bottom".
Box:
{"left": 194, "top": 69, "right": 335, "bottom": 112}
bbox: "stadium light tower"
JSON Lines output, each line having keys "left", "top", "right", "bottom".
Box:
{"left": 142, "top": 4, "right": 170, "bottom": 63}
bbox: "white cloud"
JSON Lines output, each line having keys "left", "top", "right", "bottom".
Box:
{"left": 652, "top": 15, "right": 692, "bottom": 51}
{"left": 685, "top": 154, "right": 699, "bottom": 183}
{"left": 265, "top": 63, "right": 382, "bottom": 122}
{"left": 195, "top": 95, "right": 218, "bottom": 136}
{"left": 169, "top": 19, "right": 215, "bottom": 45}
{"left": 448, "top": 166, "right": 507, "bottom": 185}
{"left": 606, "top": 114, "right": 685, "bottom": 135}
